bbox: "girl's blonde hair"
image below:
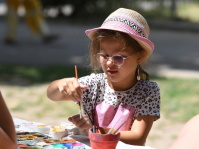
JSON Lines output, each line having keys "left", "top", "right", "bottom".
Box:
{"left": 89, "top": 29, "right": 150, "bottom": 81}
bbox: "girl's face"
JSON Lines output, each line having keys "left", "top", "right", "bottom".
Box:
{"left": 99, "top": 36, "right": 142, "bottom": 91}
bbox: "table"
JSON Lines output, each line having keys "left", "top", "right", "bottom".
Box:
{"left": 14, "top": 118, "right": 156, "bottom": 149}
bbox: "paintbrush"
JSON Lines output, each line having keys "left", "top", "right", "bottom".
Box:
{"left": 91, "top": 83, "right": 100, "bottom": 133}
{"left": 112, "top": 121, "right": 126, "bottom": 134}
{"left": 107, "top": 110, "right": 128, "bottom": 134}
{"left": 74, "top": 65, "right": 82, "bottom": 119}
{"left": 84, "top": 108, "right": 94, "bottom": 125}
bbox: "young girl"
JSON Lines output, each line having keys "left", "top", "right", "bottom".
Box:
{"left": 47, "top": 8, "right": 160, "bottom": 146}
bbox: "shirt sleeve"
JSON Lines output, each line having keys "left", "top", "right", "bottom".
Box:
{"left": 135, "top": 82, "right": 161, "bottom": 120}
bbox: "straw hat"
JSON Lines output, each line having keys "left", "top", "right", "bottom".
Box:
{"left": 85, "top": 8, "right": 154, "bottom": 56}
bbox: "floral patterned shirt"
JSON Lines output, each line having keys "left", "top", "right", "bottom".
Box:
{"left": 78, "top": 73, "right": 160, "bottom": 131}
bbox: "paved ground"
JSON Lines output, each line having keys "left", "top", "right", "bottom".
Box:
{"left": 0, "top": 18, "right": 199, "bottom": 78}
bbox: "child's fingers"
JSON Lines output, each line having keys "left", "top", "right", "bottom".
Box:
{"left": 69, "top": 80, "right": 88, "bottom": 102}
{"left": 75, "top": 83, "right": 88, "bottom": 101}
{"left": 58, "top": 82, "right": 65, "bottom": 93}
{"left": 68, "top": 114, "right": 80, "bottom": 122}
{"left": 58, "top": 78, "right": 79, "bottom": 102}
{"left": 58, "top": 80, "right": 69, "bottom": 95}
{"left": 72, "top": 80, "right": 83, "bottom": 99}
{"left": 68, "top": 114, "right": 82, "bottom": 125}
{"left": 67, "top": 81, "right": 81, "bottom": 101}
{"left": 80, "top": 84, "right": 88, "bottom": 89}
{"left": 74, "top": 119, "right": 89, "bottom": 130}
{"left": 68, "top": 114, "right": 92, "bottom": 131}
{"left": 58, "top": 78, "right": 88, "bottom": 102}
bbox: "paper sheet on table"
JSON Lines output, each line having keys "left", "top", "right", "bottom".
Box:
{"left": 14, "top": 118, "right": 44, "bottom": 132}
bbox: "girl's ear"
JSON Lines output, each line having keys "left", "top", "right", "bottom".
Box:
{"left": 137, "top": 57, "right": 144, "bottom": 64}
{"left": 136, "top": 55, "right": 144, "bottom": 64}
{"left": 137, "top": 51, "right": 147, "bottom": 64}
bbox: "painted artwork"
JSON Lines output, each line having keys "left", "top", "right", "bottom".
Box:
{"left": 17, "top": 132, "right": 86, "bottom": 149}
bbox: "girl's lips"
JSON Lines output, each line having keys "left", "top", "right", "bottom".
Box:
{"left": 107, "top": 70, "right": 118, "bottom": 74}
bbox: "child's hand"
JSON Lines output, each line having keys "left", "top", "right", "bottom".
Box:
{"left": 58, "top": 78, "right": 87, "bottom": 102}
{"left": 68, "top": 113, "right": 92, "bottom": 133}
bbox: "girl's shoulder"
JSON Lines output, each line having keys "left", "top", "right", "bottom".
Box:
{"left": 137, "top": 79, "right": 160, "bottom": 91}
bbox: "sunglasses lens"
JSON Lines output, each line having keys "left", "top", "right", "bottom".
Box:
{"left": 113, "top": 55, "right": 123, "bottom": 65}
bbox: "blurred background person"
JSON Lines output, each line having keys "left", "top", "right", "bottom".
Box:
{"left": 4, "top": 0, "right": 58, "bottom": 44}
{"left": 0, "top": 91, "right": 17, "bottom": 148}
{"left": 168, "top": 114, "right": 199, "bottom": 149}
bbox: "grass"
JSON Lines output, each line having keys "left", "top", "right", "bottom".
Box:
{"left": 153, "top": 77, "right": 199, "bottom": 122}
{"left": 0, "top": 64, "right": 199, "bottom": 123}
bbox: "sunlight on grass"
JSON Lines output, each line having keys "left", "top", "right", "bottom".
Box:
{"left": 2, "top": 77, "right": 198, "bottom": 124}
{"left": 7, "top": 84, "right": 79, "bottom": 119}
{"left": 177, "top": 2, "right": 199, "bottom": 23}
{"left": 153, "top": 77, "right": 199, "bottom": 122}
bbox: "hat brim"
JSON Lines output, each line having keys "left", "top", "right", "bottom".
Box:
{"left": 85, "top": 27, "right": 154, "bottom": 57}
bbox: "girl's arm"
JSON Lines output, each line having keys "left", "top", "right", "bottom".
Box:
{"left": 46, "top": 78, "right": 70, "bottom": 101}
{"left": 46, "top": 78, "right": 87, "bottom": 102}
{"left": 120, "top": 115, "right": 155, "bottom": 145}
{"left": 0, "top": 92, "right": 17, "bottom": 149}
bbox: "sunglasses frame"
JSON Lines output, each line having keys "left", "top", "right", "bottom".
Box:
{"left": 97, "top": 53, "right": 133, "bottom": 66}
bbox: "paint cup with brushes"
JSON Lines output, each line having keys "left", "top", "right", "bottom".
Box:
{"left": 88, "top": 127, "right": 120, "bottom": 149}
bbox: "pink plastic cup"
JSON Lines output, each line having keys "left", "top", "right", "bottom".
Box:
{"left": 88, "top": 128, "right": 120, "bottom": 149}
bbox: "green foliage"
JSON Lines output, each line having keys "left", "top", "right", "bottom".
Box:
{"left": 40, "top": 0, "right": 199, "bottom": 24}
{"left": 0, "top": 64, "right": 91, "bottom": 85}
{"left": 139, "top": 8, "right": 171, "bottom": 20}
{"left": 177, "top": 2, "right": 199, "bottom": 23}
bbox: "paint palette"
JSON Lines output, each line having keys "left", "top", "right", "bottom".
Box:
{"left": 17, "top": 132, "right": 86, "bottom": 149}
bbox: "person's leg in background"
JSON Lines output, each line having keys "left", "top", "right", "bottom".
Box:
{"left": 23, "top": 0, "right": 58, "bottom": 43}
{"left": 4, "top": 0, "right": 19, "bottom": 44}
{"left": 168, "top": 114, "right": 199, "bottom": 149}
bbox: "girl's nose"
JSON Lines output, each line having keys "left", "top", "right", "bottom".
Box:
{"left": 106, "top": 58, "right": 114, "bottom": 65}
